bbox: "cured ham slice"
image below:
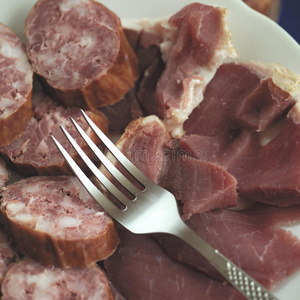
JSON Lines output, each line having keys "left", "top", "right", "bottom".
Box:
{"left": 1, "top": 259, "right": 113, "bottom": 300}
{"left": 25, "top": 0, "right": 138, "bottom": 110}
{"left": 184, "top": 62, "right": 297, "bottom": 136}
{"left": 180, "top": 130, "right": 261, "bottom": 172}
{"left": 0, "top": 91, "right": 108, "bottom": 176}
{"left": 182, "top": 102, "right": 300, "bottom": 206}
{"left": 0, "top": 157, "right": 9, "bottom": 190}
{"left": 236, "top": 101, "right": 300, "bottom": 206}
{"left": 110, "top": 116, "right": 237, "bottom": 217}
{"left": 156, "top": 3, "right": 237, "bottom": 138}
{"left": 104, "top": 229, "right": 245, "bottom": 300}
{"left": 0, "top": 225, "right": 18, "bottom": 282}
{"left": 123, "top": 4, "right": 237, "bottom": 138}
{"left": 109, "top": 116, "right": 171, "bottom": 185}
{"left": 157, "top": 203, "right": 300, "bottom": 289}
{"left": 181, "top": 61, "right": 300, "bottom": 206}
{"left": 1, "top": 176, "right": 120, "bottom": 268}
{"left": 0, "top": 23, "right": 33, "bottom": 147}
{"left": 164, "top": 155, "right": 237, "bottom": 219}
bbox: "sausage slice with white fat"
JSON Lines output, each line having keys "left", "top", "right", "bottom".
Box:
{"left": 0, "top": 91, "right": 108, "bottom": 176}
{"left": 1, "top": 259, "right": 113, "bottom": 300}
{"left": 0, "top": 23, "right": 33, "bottom": 147}
{"left": 1, "top": 176, "right": 120, "bottom": 268}
{"left": 25, "top": 0, "right": 139, "bottom": 110}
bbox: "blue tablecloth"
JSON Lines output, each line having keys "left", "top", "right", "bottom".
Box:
{"left": 278, "top": 0, "right": 300, "bottom": 44}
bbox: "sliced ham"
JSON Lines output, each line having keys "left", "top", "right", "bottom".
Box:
{"left": 0, "top": 176, "right": 120, "bottom": 268}
{"left": 236, "top": 101, "right": 300, "bottom": 206}
{"left": 181, "top": 61, "right": 300, "bottom": 206}
{"left": 180, "top": 130, "right": 261, "bottom": 172}
{"left": 0, "top": 91, "right": 108, "bottom": 176}
{"left": 0, "top": 157, "right": 9, "bottom": 190}
{"left": 184, "top": 62, "right": 298, "bottom": 136}
{"left": 25, "top": 0, "right": 138, "bottom": 110}
{"left": 157, "top": 203, "right": 300, "bottom": 289}
{"left": 110, "top": 116, "right": 237, "bottom": 216}
{"left": 1, "top": 259, "right": 113, "bottom": 300}
{"left": 156, "top": 3, "right": 237, "bottom": 138}
{"left": 0, "top": 225, "right": 18, "bottom": 282}
{"left": 181, "top": 101, "right": 300, "bottom": 206}
{"left": 164, "top": 155, "right": 237, "bottom": 219}
{"left": 0, "top": 23, "right": 33, "bottom": 147}
{"left": 104, "top": 229, "right": 245, "bottom": 300}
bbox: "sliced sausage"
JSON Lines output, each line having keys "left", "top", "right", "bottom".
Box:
{"left": 0, "top": 23, "right": 33, "bottom": 147}
{"left": 1, "top": 176, "right": 120, "bottom": 268}
{"left": 1, "top": 259, "right": 113, "bottom": 300}
{"left": 0, "top": 91, "right": 108, "bottom": 176}
{"left": 25, "top": 0, "right": 139, "bottom": 110}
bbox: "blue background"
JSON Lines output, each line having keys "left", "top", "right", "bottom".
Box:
{"left": 278, "top": 0, "right": 300, "bottom": 44}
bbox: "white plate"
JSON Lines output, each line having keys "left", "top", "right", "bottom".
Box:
{"left": 1, "top": 1, "right": 300, "bottom": 299}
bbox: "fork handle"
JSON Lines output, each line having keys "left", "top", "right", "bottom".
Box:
{"left": 171, "top": 221, "right": 278, "bottom": 300}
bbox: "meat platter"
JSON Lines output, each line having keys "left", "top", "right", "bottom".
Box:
{"left": 1, "top": 0, "right": 300, "bottom": 299}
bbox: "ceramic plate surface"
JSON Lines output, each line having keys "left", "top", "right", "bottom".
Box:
{"left": 1, "top": 1, "right": 300, "bottom": 299}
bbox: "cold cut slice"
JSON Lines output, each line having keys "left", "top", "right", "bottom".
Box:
{"left": 164, "top": 155, "right": 237, "bottom": 219}
{"left": 184, "top": 62, "right": 298, "bottom": 136}
{"left": 0, "top": 23, "right": 33, "bottom": 147}
{"left": 0, "top": 91, "right": 108, "bottom": 176}
{"left": 104, "top": 229, "right": 245, "bottom": 300}
{"left": 1, "top": 259, "right": 113, "bottom": 300}
{"left": 0, "top": 176, "right": 120, "bottom": 268}
{"left": 25, "top": 0, "right": 139, "bottom": 110}
{"left": 237, "top": 101, "right": 300, "bottom": 206}
{"left": 110, "top": 115, "right": 237, "bottom": 216}
{"left": 157, "top": 203, "right": 300, "bottom": 289}
{"left": 181, "top": 102, "right": 300, "bottom": 206}
{"left": 156, "top": 3, "right": 237, "bottom": 138}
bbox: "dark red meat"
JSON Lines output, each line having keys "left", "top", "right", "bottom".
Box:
{"left": 184, "top": 63, "right": 295, "bottom": 136}
{"left": 104, "top": 229, "right": 245, "bottom": 300}
{"left": 181, "top": 101, "right": 300, "bottom": 206}
{"left": 157, "top": 203, "right": 300, "bottom": 289}
{"left": 163, "top": 154, "right": 237, "bottom": 219}
{"left": 236, "top": 102, "right": 300, "bottom": 206}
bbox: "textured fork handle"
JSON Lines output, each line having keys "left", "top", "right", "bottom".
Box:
{"left": 171, "top": 221, "right": 278, "bottom": 300}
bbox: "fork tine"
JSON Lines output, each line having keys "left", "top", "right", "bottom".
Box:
{"left": 70, "top": 117, "right": 140, "bottom": 196}
{"left": 59, "top": 126, "right": 136, "bottom": 208}
{"left": 51, "top": 135, "right": 120, "bottom": 217}
{"left": 80, "top": 109, "right": 152, "bottom": 187}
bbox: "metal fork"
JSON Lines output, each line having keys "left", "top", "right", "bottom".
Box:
{"left": 51, "top": 110, "right": 278, "bottom": 300}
